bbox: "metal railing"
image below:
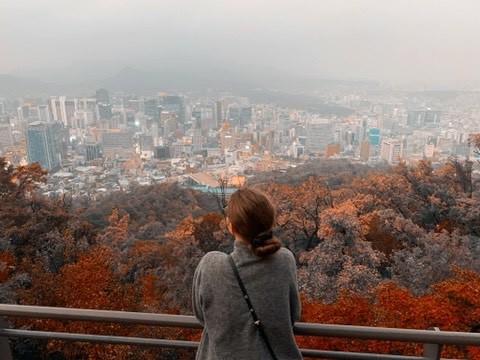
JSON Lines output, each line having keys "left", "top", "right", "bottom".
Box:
{"left": 0, "top": 304, "right": 479, "bottom": 359}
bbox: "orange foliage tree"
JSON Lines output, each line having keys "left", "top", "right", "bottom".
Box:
{"left": 299, "top": 269, "right": 480, "bottom": 359}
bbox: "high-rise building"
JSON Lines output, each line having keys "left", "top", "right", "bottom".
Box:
{"left": 368, "top": 128, "right": 380, "bottom": 145}
{"left": 73, "top": 110, "right": 95, "bottom": 130}
{"left": 357, "top": 117, "right": 368, "bottom": 143}
{"left": 128, "top": 99, "right": 145, "bottom": 114}
{"left": 305, "top": 119, "right": 334, "bottom": 154}
{"left": 49, "top": 97, "right": 77, "bottom": 127}
{"left": 17, "top": 106, "right": 29, "bottom": 122}
{"left": 160, "top": 111, "right": 177, "bottom": 136}
{"left": 218, "top": 126, "right": 236, "bottom": 152}
{"left": 159, "top": 94, "right": 186, "bottom": 125}
{"left": 215, "top": 100, "right": 224, "bottom": 127}
{"left": 101, "top": 129, "right": 134, "bottom": 159}
{"left": 145, "top": 98, "right": 159, "bottom": 119}
{"left": 138, "top": 134, "right": 153, "bottom": 152}
{"left": 85, "top": 138, "right": 102, "bottom": 161}
{"left": 407, "top": 109, "right": 441, "bottom": 128}
{"left": 95, "top": 88, "right": 110, "bottom": 104}
{"left": 380, "top": 139, "right": 403, "bottom": 164}
{"left": 192, "top": 128, "right": 203, "bottom": 153}
{"left": 25, "top": 121, "right": 65, "bottom": 171}
{"left": 37, "top": 105, "right": 51, "bottom": 123}
{"left": 0, "top": 119, "right": 14, "bottom": 148}
{"left": 98, "top": 103, "right": 113, "bottom": 119}
{"left": 228, "top": 105, "right": 252, "bottom": 128}
{"left": 154, "top": 146, "right": 171, "bottom": 159}
{"left": 360, "top": 139, "right": 370, "bottom": 161}
{"left": 192, "top": 104, "right": 215, "bottom": 131}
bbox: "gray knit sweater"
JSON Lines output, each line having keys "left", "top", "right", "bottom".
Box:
{"left": 192, "top": 241, "right": 302, "bottom": 359}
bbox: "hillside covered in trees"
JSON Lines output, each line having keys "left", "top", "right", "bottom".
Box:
{"left": 1, "top": 151, "right": 480, "bottom": 359}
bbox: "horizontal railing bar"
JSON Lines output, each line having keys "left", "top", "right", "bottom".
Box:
{"left": 0, "top": 304, "right": 479, "bottom": 347}
{"left": 0, "top": 305, "right": 201, "bottom": 329}
{"left": 0, "top": 328, "right": 199, "bottom": 349}
{"left": 301, "top": 348, "right": 426, "bottom": 360}
{"left": 294, "top": 322, "right": 480, "bottom": 346}
{"left": 0, "top": 328, "right": 426, "bottom": 360}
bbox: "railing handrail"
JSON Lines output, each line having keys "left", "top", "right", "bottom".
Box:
{"left": 1, "top": 304, "right": 479, "bottom": 359}
{"left": 1, "top": 304, "right": 479, "bottom": 346}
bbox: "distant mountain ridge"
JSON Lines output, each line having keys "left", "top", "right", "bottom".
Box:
{"left": 0, "top": 64, "right": 378, "bottom": 107}
{"left": 2, "top": 62, "right": 382, "bottom": 95}
{"left": 0, "top": 74, "right": 65, "bottom": 96}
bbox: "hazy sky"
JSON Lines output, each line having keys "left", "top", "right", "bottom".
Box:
{"left": 2, "top": 0, "right": 480, "bottom": 86}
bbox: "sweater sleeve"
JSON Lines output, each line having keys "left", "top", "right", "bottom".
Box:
{"left": 289, "top": 252, "right": 301, "bottom": 325}
{"left": 192, "top": 256, "right": 205, "bottom": 325}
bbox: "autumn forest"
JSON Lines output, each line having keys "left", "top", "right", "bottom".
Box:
{"left": 1, "top": 143, "right": 480, "bottom": 358}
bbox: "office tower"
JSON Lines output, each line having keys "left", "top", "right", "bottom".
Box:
{"left": 151, "top": 123, "right": 160, "bottom": 146}
{"left": 154, "top": 146, "right": 171, "bottom": 159}
{"left": 128, "top": 99, "right": 145, "bottom": 114}
{"left": 95, "top": 88, "right": 110, "bottom": 104}
{"left": 49, "top": 98, "right": 59, "bottom": 122}
{"left": 423, "top": 110, "right": 441, "bottom": 126}
{"left": 407, "top": 109, "right": 441, "bottom": 128}
{"left": 62, "top": 97, "right": 76, "bottom": 127}
{"left": 192, "top": 128, "right": 203, "bottom": 153}
{"left": 98, "top": 103, "right": 113, "bottom": 119}
{"left": 0, "top": 119, "right": 14, "bottom": 148}
{"left": 218, "top": 128, "right": 236, "bottom": 152}
{"left": 78, "top": 98, "right": 97, "bottom": 111}
{"left": 159, "top": 94, "right": 186, "bottom": 124}
{"left": 380, "top": 139, "right": 403, "bottom": 165}
{"left": 192, "top": 108, "right": 201, "bottom": 124}
{"left": 138, "top": 134, "right": 153, "bottom": 152}
{"left": 192, "top": 104, "right": 215, "bottom": 131}
{"left": 126, "top": 110, "right": 135, "bottom": 128}
{"left": 368, "top": 128, "right": 380, "bottom": 145}
{"left": 38, "top": 105, "right": 51, "bottom": 123}
{"left": 49, "top": 97, "right": 77, "bottom": 127}
{"left": 192, "top": 113, "right": 203, "bottom": 153}
{"left": 85, "top": 137, "right": 102, "bottom": 161}
{"left": 25, "top": 121, "right": 65, "bottom": 171}
{"left": 145, "top": 98, "right": 159, "bottom": 119}
{"left": 277, "top": 111, "right": 293, "bottom": 136}
{"left": 357, "top": 117, "right": 368, "bottom": 143}
{"left": 73, "top": 110, "right": 95, "bottom": 130}
{"left": 305, "top": 119, "right": 334, "bottom": 154}
{"left": 101, "top": 129, "right": 134, "bottom": 159}
{"left": 228, "top": 105, "right": 252, "bottom": 128}
{"left": 290, "top": 141, "right": 305, "bottom": 158}
{"left": 77, "top": 98, "right": 98, "bottom": 123}
{"left": 160, "top": 111, "right": 177, "bottom": 136}
{"left": 215, "top": 100, "right": 224, "bottom": 127}
{"left": 17, "top": 106, "right": 29, "bottom": 122}
{"left": 359, "top": 139, "right": 370, "bottom": 161}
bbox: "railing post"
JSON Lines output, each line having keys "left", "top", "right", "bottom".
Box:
{"left": 423, "top": 327, "right": 442, "bottom": 360}
{"left": 0, "top": 318, "right": 13, "bottom": 360}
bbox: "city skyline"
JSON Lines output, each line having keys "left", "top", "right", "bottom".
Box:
{"left": 3, "top": 1, "right": 480, "bottom": 89}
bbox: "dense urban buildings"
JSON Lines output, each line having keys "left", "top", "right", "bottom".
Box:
{"left": 0, "top": 84, "right": 479, "bottom": 198}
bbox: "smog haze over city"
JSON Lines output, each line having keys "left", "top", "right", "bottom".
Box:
{"left": 3, "top": 0, "right": 480, "bottom": 89}
{"left": 3, "top": 3, "right": 480, "bottom": 359}
{"left": 1, "top": 0, "right": 480, "bottom": 187}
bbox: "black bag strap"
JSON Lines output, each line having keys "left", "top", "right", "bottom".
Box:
{"left": 228, "top": 255, "right": 278, "bottom": 360}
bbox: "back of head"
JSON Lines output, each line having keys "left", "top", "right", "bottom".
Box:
{"left": 227, "top": 187, "right": 281, "bottom": 257}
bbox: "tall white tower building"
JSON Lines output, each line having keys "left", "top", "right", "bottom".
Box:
{"left": 380, "top": 139, "right": 403, "bottom": 164}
